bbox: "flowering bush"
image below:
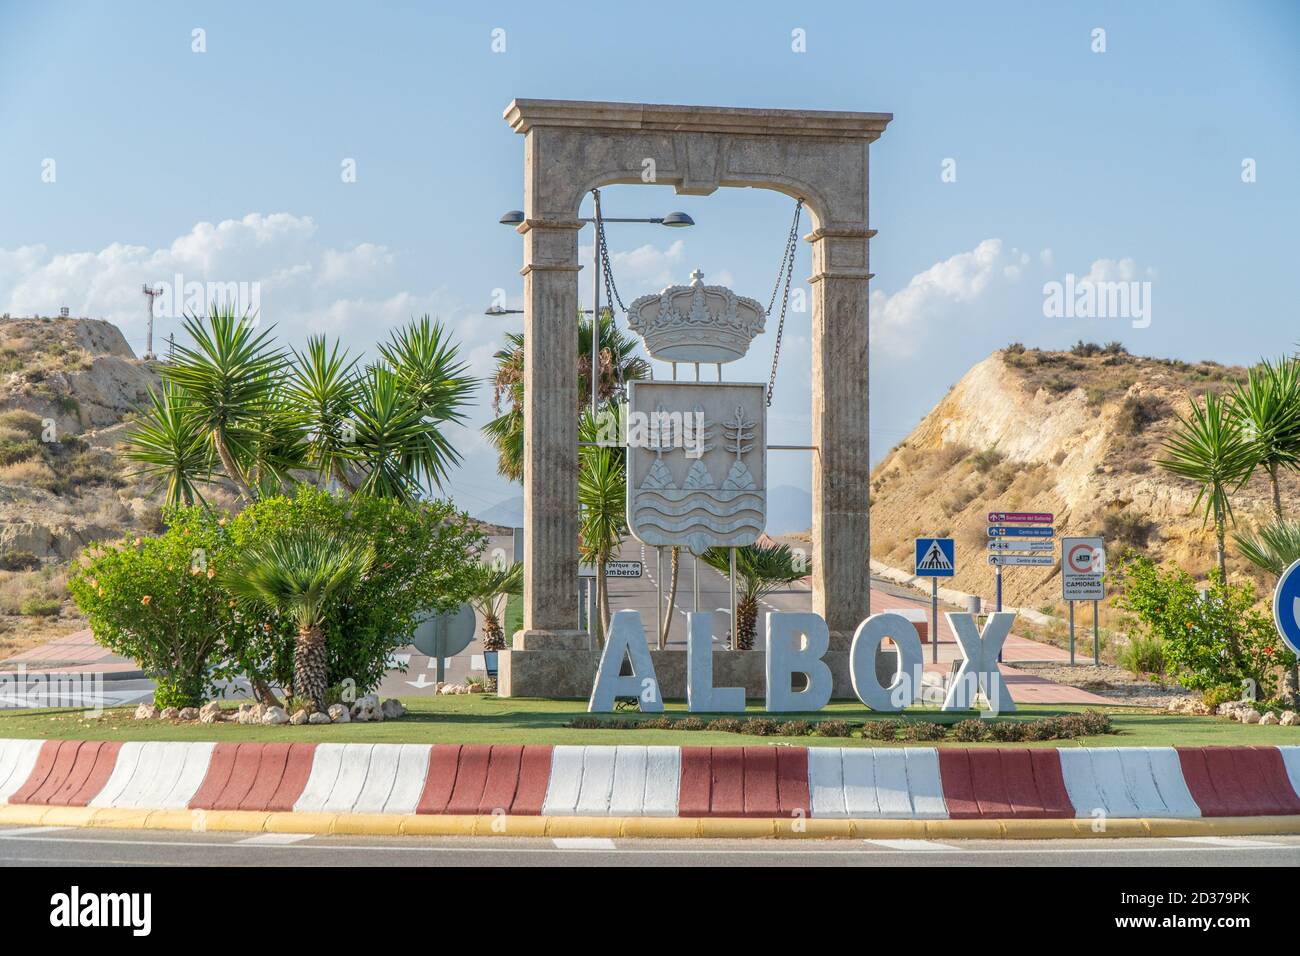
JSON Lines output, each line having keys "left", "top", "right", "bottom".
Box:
{"left": 1113, "top": 553, "right": 1296, "bottom": 702}
{"left": 68, "top": 510, "right": 244, "bottom": 707}
{"left": 225, "top": 486, "right": 484, "bottom": 696}
{"left": 70, "top": 485, "right": 485, "bottom": 707}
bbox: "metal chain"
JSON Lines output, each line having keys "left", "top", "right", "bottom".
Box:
{"left": 593, "top": 190, "right": 627, "bottom": 394}
{"left": 765, "top": 199, "right": 803, "bottom": 407}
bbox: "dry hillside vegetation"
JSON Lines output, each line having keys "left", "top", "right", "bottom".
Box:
{"left": 867, "top": 343, "right": 1299, "bottom": 615}
{"left": 0, "top": 318, "right": 181, "bottom": 658}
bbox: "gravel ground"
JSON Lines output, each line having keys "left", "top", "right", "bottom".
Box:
{"left": 1010, "top": 661, "right": 1184, "bottom": 708}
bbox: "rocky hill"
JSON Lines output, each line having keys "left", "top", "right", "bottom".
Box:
{"left": 865, "top": 343, "right": 1298, "bottom": 614}
{"left": 0, "top": 317, "right": 167, "bottom": 656}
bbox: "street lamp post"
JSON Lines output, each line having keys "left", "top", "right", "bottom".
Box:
{"left": 499, "top": 201, "right": 693, "bottom": 417}
{"left": 498, "top": 201, "right": 694, "bottom": 642}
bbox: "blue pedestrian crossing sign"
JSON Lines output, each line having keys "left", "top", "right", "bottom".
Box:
{"left": 915, "top": 537, "right": 956, "bottom": 578}
{"left": 1274, "top": 559, "right": 1300, "bottom": 655}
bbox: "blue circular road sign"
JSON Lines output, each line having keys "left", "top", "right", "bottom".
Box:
{"left": 1274, "top": 559, "right": 1300, "bottom": 655}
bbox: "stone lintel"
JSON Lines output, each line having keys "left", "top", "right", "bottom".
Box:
{"left": 505, "top": 99, "right": 893, "bottom": 141}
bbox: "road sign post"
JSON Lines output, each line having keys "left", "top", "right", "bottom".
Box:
{"left": 1061, "top": 536, "right": 1106, "bottom": 666}
{"left": 914, "top": 538, "right": 955, "bottom": 664}
{"left": 987, "top": 513, "right": 1056, "bottom": 664}
{"left": 1069, "top": 599, "right": 1075, "bottom": 665}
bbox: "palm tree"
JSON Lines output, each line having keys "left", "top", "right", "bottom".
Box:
{"left": 122, "top": 382, "right": 215, "bottom": 506}
{"left": 1157, "top": 390, "right": 1257, "bottom": 582}
{"left": 462, "top": 561, "right": 523, "bottom": 651}
{"left": 222, "top": 528, "right": 373, "bottom": 713}
{"left": 659, "top": 547, "right": 680, "bottom": 649}
{"left": 578, "top": 407, "right": 627, "bottom": 645}
{"left": 702, "top": 542, "right": 808, "bottom": 650}
{"left": 485, "top": 312, "right": 649, "bottom": 482}
{"left": 161, "top": 306, "right": 285, "bottom": 501}
{"left": 1228, "top": 356, "right": 1300, "bottom": 521}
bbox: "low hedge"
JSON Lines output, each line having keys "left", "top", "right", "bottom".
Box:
{"left": 566, "top": 710, "right": 1114, "bottom": 742}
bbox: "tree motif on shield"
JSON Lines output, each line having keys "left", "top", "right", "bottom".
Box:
{"left": 624, "top": 270, "right": 767, "bottom": 556}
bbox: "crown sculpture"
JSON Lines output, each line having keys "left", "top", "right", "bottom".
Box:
{"left": 625, "top": 270, "right": 768, "bottom": 556}
{"left": 627, "top": 269, "right": 765, "bottom": 364}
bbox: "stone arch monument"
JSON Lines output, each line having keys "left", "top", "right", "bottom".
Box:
{"left": 500, "top": 99, "right": 891, "bottom": 697}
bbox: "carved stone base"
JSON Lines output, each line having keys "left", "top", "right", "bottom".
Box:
{"left": 497, "top": 647, "right": 905, "bottom": 701}
{"left": 511, "top": 629, "right": 592, "bottom": 651}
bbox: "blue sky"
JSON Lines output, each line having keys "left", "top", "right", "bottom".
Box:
{"left": 1, "top": 1, "right": 1297, "bottom": 521}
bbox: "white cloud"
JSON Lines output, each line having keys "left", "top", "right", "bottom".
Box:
{"left": 870, "top": 238, "right": 1022, "bottom": 356}
{"left": 0, "top": 213, "right": 453, "bottom": 358}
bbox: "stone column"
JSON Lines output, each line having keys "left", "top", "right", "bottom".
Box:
{"left": 516, "top": 216, "right": 586, "bottom": 648}
{"left": 808, "top": 225, "right": 875, "bottom": 642}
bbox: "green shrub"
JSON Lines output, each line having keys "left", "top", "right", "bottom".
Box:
{"left": 860, "top": 718, "right": 903, "bottom": 741}
{"left": 950, "top": 719, "right": 986, "bottom": 742}
{"left": 568, "top": 715, "right": 603, "bottom": 729}
{"left": 19, "top": 596, "right": 60, "bottom": 617}
{"left": 68, "top": 517, "right": 237, "bottom": 707}
{"left": 814, "top": 720, "right": 854, "bottom": 738}
{"left": 224, "top": 486, "right": 485, "bottom": 696}
{"left": 676, "top": 717, "right": 707, "bottom": 731}
{"left": 776, "top": 720, "right": 813, "bottom": 737}
{"left": 0, "top": 550, "right": 41, "bottom": 572}
{"left": 705, "top": 718, "right": 743, "bottom": 734}
{"left": 988, "top": 721, "right": 1026, "bottom": 741}
{"left": 1117, "top": 632, "right": 1166, "bottom": 676}
{"left": 969, "top": 445, "right": 1005, "bottom": 473}
{"left": 740, "top": 717, "right": 779, "bottom": 737}
{"left": 0, "top": 410, "right": 44, "bottom": 439}
{"left": 1103, "top": 511, "right": 1156, "bottom": 550}
{"left": 1114, "top": 554, "right": 1295, "bottom": 698}
{"left": 640, "top": 716, "right": 674, "bottom": 730}
{"left": 0, "top": 438, "right": 40, "bottom": 466}
{"left": 902, "top": 721, "right": 946, "bottom": 742}
{"left": 1077, "top": 710, "right": 1112, "bottom": 735}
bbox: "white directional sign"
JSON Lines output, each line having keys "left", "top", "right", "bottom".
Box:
{"left": 988, "top": 554, "right": 1054, "bottom": 567}
{"left": 579, "top": 560, "right": 644, "bottom": 579}
{"left": 1061, "top": 536, "right": 1105, "bottom": 600}
{"left": 988, "top": 512, "right": 1054, "bottom": 525}
{"left": 987, "top": 539, "right": 1053, "bottom": 552}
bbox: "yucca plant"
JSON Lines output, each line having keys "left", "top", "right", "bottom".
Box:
{"left": 1157, "top": 391, "right": 1256, "bottom": 581}
{"left": 702, "top": 542, "right": 808, "bottom": 651}
{"left": 286, "top": 335, "right": 361, "bottom": 489}
{"left": 161, "top": 306, "right": 286, "bottom": 501}
{"left": 1234, "top": 520, "right": 1300, "bottom": 577}
{"left": 375, "top": 315, "right": 476, "bottom": 492}
{"left": 1228, "top": 356, "right": 1300, "bottom": 521}
{"left": 462, "top": 561, "right": 523, "bottom": 651}
{"left": 347, "top": 365, "right": 438, "bottom": 499}
{"left": 122, "top": 382, "right": 215, "bottom": 505}
{"left": 222, "top": 528, "right": 373, "bottom": 713}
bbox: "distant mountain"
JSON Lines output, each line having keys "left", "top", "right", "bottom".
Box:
{"left": 474, "top": 495, "right": 524, "bottom": 529}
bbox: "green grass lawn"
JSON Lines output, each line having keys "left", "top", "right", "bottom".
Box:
{"left": 0, "top": 695, "right": 1295, "bottom": 748}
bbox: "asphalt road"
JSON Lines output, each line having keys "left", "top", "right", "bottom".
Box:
{"left": 3, "top": 825, "right": 1299, "bottom": 867}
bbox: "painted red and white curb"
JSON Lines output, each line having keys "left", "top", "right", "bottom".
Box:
{"left": 2, "top": 739, "right": 1299, "bottom": 821}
